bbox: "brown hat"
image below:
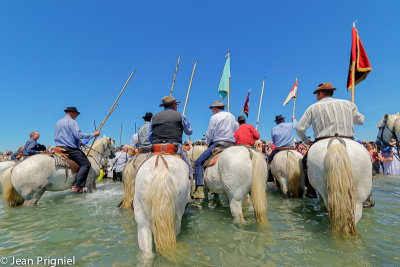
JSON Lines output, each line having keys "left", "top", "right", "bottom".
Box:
{"left": 209, "top": 100, "right": 226, "bottom": 109}
{"left": 313, "top": 83, "right": 336, "bottom": 94}
{"left": 159, "top": 95, "right": 180, "bottom": 107}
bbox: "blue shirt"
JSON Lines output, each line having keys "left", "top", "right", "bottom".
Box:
{"left": 54, "top": 116, "right": 95, "bottom": 148}
{"left": 205, "top": 110, "right": 239, "bottom": 144}
{"left": 271, "top": 120, "right": 298, "bottom": 148}
{"left": 23, "top": 138, "right": 40, "bottom": 156}
{"left": 11, "top": 151, "right": 21, "bottom": 159}
{"left": 148, "top": 107, "right": 192, "bottom": 143}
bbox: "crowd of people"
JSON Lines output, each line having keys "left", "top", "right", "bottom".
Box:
{"left": 2, "top": 82, "right": 400, "bottom": 200}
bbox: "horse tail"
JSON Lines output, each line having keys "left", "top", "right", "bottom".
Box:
{"left": 287, "top": 151, "right": 301, "bottom": 197}
{"left": 121, "top": 162, "right": 135, "bottom": 210}
{"left": 146, "top": 159, "right": 177, "bottom": 257}
{"left": 325, "top": 143, "right": 357, "bottom": 236}
{"left": 2, "top": 168, "right": 24, "bottom": 207}
{"left": 250, "top": 151, "right": 268, "bottom": 224}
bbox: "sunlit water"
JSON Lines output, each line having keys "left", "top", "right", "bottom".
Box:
{"left": 0, "top": 175, "right": 399, "bottom": 266}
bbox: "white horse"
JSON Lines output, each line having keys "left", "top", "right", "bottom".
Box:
{"left": 307, "top": 137, "right": 372, "bottom": 236}
{"left": 270, "top": 150, "right": 304, "bottom": 197}
{"left": 204, "top": 146, "right": 268, "bottom": 224}
{"left": 134, "top": 154, "right": 190, "bottom": 259}
{"left": 2, "top": 137, "right": 115, "bottom": 207}
{"left": 377, "top": 113, "right": 400, "bottom": 146}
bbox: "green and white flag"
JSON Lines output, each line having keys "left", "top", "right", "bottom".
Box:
{"left": 218, "top": 53, "right": 230, "bottom": 100}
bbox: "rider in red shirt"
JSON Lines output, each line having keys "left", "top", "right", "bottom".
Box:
{"left": 234, "top": 115, "right": 260, "bottom": 146}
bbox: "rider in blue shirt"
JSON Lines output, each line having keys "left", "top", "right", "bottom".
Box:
{"left": 54, "top": 107, "right": 99, "bottom": 193}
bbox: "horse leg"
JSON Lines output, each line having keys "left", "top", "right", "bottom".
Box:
{"left": 135, "top": 203, "right": 153, "bottom": 259}
{"left": 23, "top": 185, "right": 47, "bottom": 206}
{"left": 229, "top": 198, "right": 245, "bottom": 223}
{"left": 354, "top": 203, "right": 363, "bottom": 225}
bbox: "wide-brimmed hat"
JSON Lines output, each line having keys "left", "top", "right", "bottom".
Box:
{"left": 142, "top": 112, "right": 153, "bottom": 119}
{"left": 237, "top": 114, "right": 246, "bottom": 122}
{"left": 274, "top": 115, "right": 285, "bottom": 122}
{"left": 159, "top": 95, "right": 180, "bottom": 107}
{"left": 64, "top": 106, "right": 80, "bottom": 114}
{"left": 209, "top": 100, "right": 226, "bottom": 109}
{"left": 313, "top": 83, "right": 336, "bottom": 94}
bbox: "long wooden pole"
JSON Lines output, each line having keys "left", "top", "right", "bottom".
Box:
{"left": 183, "top": 60, "right": 198, "bottom": 115}
{"left": 87, "top": 68, "right": 136, "bottom": 155}
{"left": 292, "top": 97, "right": 297, "bottom": 118}
{"left": 97, "top": 68, "right": 136, "bottom": 132}
{"left": 256, "top": 78, "right": 265, "bottom": 130}
{"left": 170, "top": 55, "right": 181, "bottom": 95}
{"left": 227, "top": 77, "right": 230, "bottom": 112}
{"left": 120, "top": 123, "right": 122, "bottom": 147}
{"left": 351, "top": 61, "right": 355, "bottom": 103}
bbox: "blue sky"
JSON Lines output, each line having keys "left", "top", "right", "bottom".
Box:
{"left": 1, "top": 1, "right": 399, "bottom": 151}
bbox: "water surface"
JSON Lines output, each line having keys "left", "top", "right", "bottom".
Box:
{"left": 0, "top": 175, "right": 399, "bottom": 266}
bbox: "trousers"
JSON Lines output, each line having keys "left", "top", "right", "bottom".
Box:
{"left": 194, "top": 142, "right": 219, "bottom": 186}
{"left": 59, "top": 146, "right": 91, "bottom": 188}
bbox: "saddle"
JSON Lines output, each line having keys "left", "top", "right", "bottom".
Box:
{"left": 151, "top": 144, "right": 177, "bottom": 155}
{"left": 275, "top": 146, "right": 295, "bottom": 152}
{"left": 203, "top": 142, "right": 235, "bottom": 168}
{"left": 52, "top": 147, "right": 80, "bottom": 175}
{"left": 136, "top": 144, "right": 181, "bottom": 172}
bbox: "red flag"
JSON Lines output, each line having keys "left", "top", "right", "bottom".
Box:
{"left": 283, "top": 78, "right": 298, "bottom": 107}
{"left": 347, "top": 26, "right": 372, "bottom": 91}
{"left": 242, "top": 89, "right": 251, "bottom": 117}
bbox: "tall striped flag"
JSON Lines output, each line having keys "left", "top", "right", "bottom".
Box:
{"left": 283, "top": 78, "right": 298, "bottom": 107}
{"left": 347, "top": 25, "right": 372, "bottom": 91}
{"left": 242, "top": 89, "right": 251, "bottom": 117}
{"left": 218, "top": 53, "right": 230, "bottom": 100}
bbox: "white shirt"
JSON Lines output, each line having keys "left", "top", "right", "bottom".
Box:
{"left": 205, "top": 110, "right": 239, "bottom": 144}
{"left": 131, "top": 133, "right": 138, "bottom": 146}
{"left": 110, "top": 151, "right": 130, "bottom": 173}
{"left": 296, "top": 97, "right": 364, "bottom": 143}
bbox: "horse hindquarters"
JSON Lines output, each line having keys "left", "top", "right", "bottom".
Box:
{"left": 250, "top": 151, "right": 268, "bottom": 224}
{"left": 287, "top": 151, "right": 303, "bottom": 198}
{"left": 2, "top": 168, "right": 24, "bottom": 207}
{"left": 325, "top": 143, "right": 357, "bottom": 236}
{"left": 146, "top": 163, "right": 177, "bottom": 257}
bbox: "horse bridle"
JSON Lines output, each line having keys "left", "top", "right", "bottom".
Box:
{"left": 377, "top": 119, "right": 399, "bottom": 148}
{"left": 84, "top": 138, "right": 114, "bottom": 169}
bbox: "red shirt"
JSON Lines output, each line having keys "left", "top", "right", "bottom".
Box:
{"left": 234, "top": 123, "right": 260, "bottom": 146}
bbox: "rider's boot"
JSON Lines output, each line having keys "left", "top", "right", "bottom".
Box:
{"left": 193, "top": 185, "right": 205, "bottom": 199}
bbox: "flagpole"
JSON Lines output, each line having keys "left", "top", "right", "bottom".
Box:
{"left": 292, "top": 97, "right": 297, "bottom": 118}
{"left": 351, "top": 62, "right": 355, "bottom": 103}
{"left": 228, "top": 77, "right": 230, "bottom": 112}
{"left": 256, "top": 78, "right": 265, "bottom": 130}
{"left": 183, "top": 60, "right": 198, "bottom": 115}
{"left": 170, "top": 55, "right": 181, "bottom": 96}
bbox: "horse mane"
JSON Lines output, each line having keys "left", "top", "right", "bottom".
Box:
{"left": 85, "top": 136, "right": 107, "bottom": 156}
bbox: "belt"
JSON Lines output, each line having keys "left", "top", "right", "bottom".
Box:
{"left": 276, "top": 146, "right": 295, "bottom": 151}
{"left": 314, "top": 136, "right": 354, "bottom": 142}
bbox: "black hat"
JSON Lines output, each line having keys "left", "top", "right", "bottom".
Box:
{"left": 237, "top": 115, "right": 246, "bottom": 122}
{"left": 142, "top": 112, "right": 153, "bottom": 119}
{"left": 64, "top": 107, "right": 80, "bottom": 114}
{"left": 274, "top": 115, "right": 285, "bottom": 122}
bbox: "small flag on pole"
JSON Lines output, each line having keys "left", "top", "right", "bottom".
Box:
{"left": 242, "top": 89, "right": 251, "bottom": 117}
{"left": 347, "top": 25, "right": 372, "bottom": 91}
{"left": 218, "top": 53, "right": 230, "bottom": 100}
{"left": 283, "top": 78, "right": 298, "bottom": 107}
